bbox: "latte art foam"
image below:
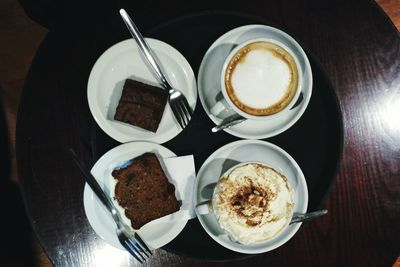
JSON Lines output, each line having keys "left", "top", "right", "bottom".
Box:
{"left": 225, "top": 41, "right": 298, "bottom": 116}
{"left": 231, "top": 50, "right": 291, "bottom": 108}
{"left": 212, "top": 163, "right": 294, "bottom": 244}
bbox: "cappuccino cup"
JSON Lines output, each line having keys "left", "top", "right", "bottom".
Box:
{"left": 196, "top": 162, "right": 294, "bottom": 244}
{"left": 211, "top": 38, "right": 303, "bottom": 120}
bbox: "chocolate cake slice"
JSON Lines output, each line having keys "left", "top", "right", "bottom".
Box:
{"left": 112, "top": 153, "right": 180, "bottom": 229}
{"left": 114, "top": 79, "right": 168, "bottom": 132}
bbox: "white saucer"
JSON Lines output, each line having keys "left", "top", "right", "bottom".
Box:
{"left": 198, "top": 25, "right": 313, "bottom": 139}
{"left": 83, "top": 141, "right": 188, "bottom": 250}
{"left": 194, "top": 139, "right": 308, "bottom": 254}
{"left": 88, "top": 38, "right": 197, "bottom": 144}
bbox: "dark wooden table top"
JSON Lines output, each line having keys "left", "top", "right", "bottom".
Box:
{"left": 16, "top": 0, "right": 399, "bottom": 266}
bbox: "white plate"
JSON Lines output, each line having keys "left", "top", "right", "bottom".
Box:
{"left": 198, "top": 25, "right": 313, "bottom": 139}
{"left": 83, "top": 141, "right": 188, "bottom": 250}
{"left": 194, "top": 139, "right": 308, "bottom": 254}
{"left": 88, "top": 38, "right": 197, "bottom": 144}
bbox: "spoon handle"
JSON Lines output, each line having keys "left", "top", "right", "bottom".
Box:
{"left": 211, "top": 113, "right": 246, "bottom": 132}
{"left": 290, "top": 209, "right": 328, "bottom": 224}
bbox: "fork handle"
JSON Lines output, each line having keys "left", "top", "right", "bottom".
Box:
{"left": 69, "top": 149, "right": 121, "bottom": 223}
{"left": 119, "top": 9, "right": 171, "bottom": 91}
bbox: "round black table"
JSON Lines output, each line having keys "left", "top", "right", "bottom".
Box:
{"left": 17, "top": 1, "right": 400, "bottom": 266}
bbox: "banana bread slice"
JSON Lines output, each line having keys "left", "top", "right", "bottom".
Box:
{"left": 114, "top": 79, "right": 168, "bottom": 132}
{"left": 112, "top": 152, "right": 180, "bottom": 229}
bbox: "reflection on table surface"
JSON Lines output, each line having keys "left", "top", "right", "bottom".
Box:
{"left": 8, "top": 0, "right": 400, "bottom": 266}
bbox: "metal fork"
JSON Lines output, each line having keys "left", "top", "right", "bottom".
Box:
{"left": 119, "top": 8, "right": 193, "bottom": 129}
{"left": 68, "top": 148, "right": 152, "bottom": 263}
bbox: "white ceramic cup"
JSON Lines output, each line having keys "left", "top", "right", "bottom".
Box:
{"left": 193, "top": 139, "right": 309, "bottom": 254}
{"left": 210, "top": 37, "right": 304, "bottom": 120}
{"left": 195, "top": 161, "right": 294, "bottom": 244}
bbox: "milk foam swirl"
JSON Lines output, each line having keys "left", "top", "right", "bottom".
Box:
{"left": 224, "top": 41, "right": 299, "bottom": 116}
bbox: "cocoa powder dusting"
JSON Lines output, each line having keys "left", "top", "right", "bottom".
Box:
{"left": 230, "top": 181, "right": 276, "bottom": 226}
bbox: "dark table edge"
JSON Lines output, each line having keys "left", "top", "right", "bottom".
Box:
{"left": 15, "top": 39, "right": 56, "bottom": 266}
{"left": 15, "top": 7, "right": 359, "bottom": 265}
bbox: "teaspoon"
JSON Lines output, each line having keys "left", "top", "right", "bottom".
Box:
{"left": 212, "top": 92, "right": 304, "bottom": 133}
{"left": 290, "top": 209, "right": 328, "bottom": 224}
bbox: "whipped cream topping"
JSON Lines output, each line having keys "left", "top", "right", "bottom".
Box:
{"left": 212, "top": 163, "right": 294, "bottom": 244}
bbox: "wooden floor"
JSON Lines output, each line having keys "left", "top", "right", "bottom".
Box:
{"left": 0, "top": 0, "right": 398, "bottom": 266}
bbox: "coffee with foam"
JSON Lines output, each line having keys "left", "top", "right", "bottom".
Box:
{"left": 224, "top": 41, "right": 299, "bottom": 116}
{"left": 212, "top": 163, "right": 294, "bottom": 244}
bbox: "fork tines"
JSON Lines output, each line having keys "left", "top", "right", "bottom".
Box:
{"left": 119, "top": 232, "right": 152, "bottom": 263}
{"left": 170, "top": 94, "right": 193, "bottom": 129}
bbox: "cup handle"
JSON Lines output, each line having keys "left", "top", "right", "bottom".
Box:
{"left": 289, "top": 91, "right": 304, "bottom": 110}
{"left": 195, "top": 201, "right": 212, "bottom": 215}
{"left": 210, "top": 100, "right": 228, "bottom": 116}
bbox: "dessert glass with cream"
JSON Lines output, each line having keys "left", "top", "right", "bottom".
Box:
{"left": 212, "top": 162, "right": 294, "bottom": 244}
{"left": 211, "top": 38, "right": 302, "bottom": 120}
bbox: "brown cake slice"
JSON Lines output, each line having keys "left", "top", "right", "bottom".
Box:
{"left": 112, "top": 152, "right": 180, "bottom": 229}
{"left": 114, "top": 79, "right": 168, "bottom": 132}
